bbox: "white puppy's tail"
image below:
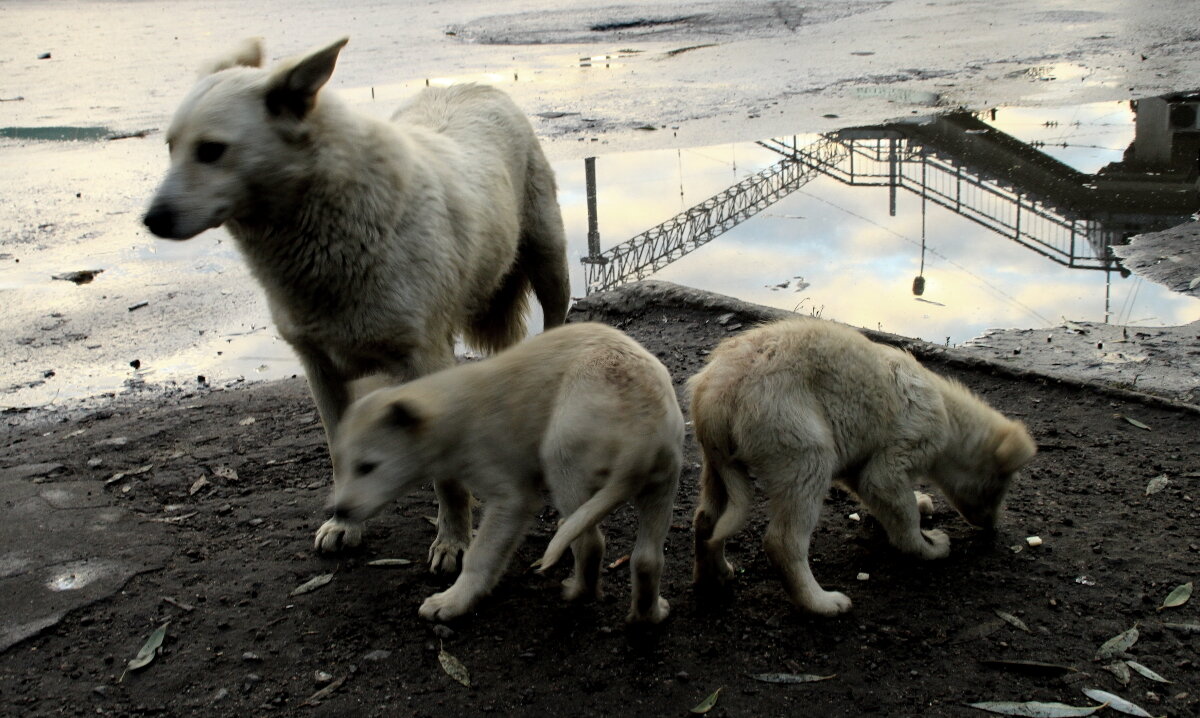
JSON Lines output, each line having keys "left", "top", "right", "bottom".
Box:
{"left": 538, "top": 481, "right": 630, "bottom": 572}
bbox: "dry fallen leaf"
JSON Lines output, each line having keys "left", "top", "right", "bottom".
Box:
{"left": 438, "top": 643, "right": 471, "bottom": 687}
{"left": 994, "top": 610, "right": 1031, "bottom": 633}
{"left": 966, "top": 701, "right": 1103, "bottom": 717}
{"left": 1081, "top": 688, "right": 1152, "bottom": 717}
{"left": 1095, "top": 625, "right": 1139, "bottom": 660}
{"left": 979, "top": 659, "right": 1076, "bottom": 677}
{"left": 1124, "top": 660, "right": 1170, "bottom": 684}
{"left": 690, "top": 687, "right": 722, "bottom": 714}
{"left": 367, "top": 558, "right": 413, "bottom": 567}
{"left": 1158, "top": 581, "right": 1192, "bottom": 611}
{"left": 748, "top": 672, "right": 836, "bottom": 684}
{"left": 121, "top": 622, "right": 170, "bottom": 681}
{"left": 291, "top": 573, "right": 334, "bottom": 596}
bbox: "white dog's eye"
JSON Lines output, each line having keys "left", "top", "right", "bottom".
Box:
{"left": 195, "top": 141, "right": 227, "bottom": 164}
{"left": 354, "top": 461, "right": 378, "bottom": 476}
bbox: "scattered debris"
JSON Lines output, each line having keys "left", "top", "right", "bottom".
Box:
{"left": 1125, "top": 660, "right": 1171, "bottom": 684}
{"left": 147, "top": 512, "right": 197, "bottom": 523}
{"left": 189, "top": 476, "right": 209, "bottom": 495}
{"left": 51, "top": 270, "right": 103, "bottom": 285}
{"left": 128, "top": 301, "right": 149, "bottom": 312}
{"left": 438, "top": 643, "right": 471, "bottom": 687}
{"left": 535, "top": 111, "right": 579, "bottom": 119}
{"left": 290, "top": 573, "right": 334, "bottom": 597}
{"left": 1025, "top": 536, "right": 1043, "bottom": 547}
{"left": 690, "top": 687, "right": 722, "bottom": 714}
{"left": 1102, "top": 661, "right": 1131, "bottom": 686}
{"left": 1157, "top": 581, "right": 1192, "bottom": 610}
{"left": 1116, "top": 415, "right": 1151, "bottom": 431}
{"left": 607, "top": 554, "right": 630, "bottom": 570}
{"left": 366, "top": 558, "right": 413, "bottom": 567}
{"left": 1144, "top": 475, "right": 1170, "bottom": 496}
{"left": 979, "top": 660, "right": 1076, "bottom": 677}
{"left": 966, "top": 700, "right": 1102, "bottom": 717}
{"left": 302, "top": 674, "right": 347, "bottom": 706}
{"left": 120, "top": 622, "right": 169, "bottom": 680}
{"left": 1081, "top": 688, "right": 1152, "bottom": 717}
{"left": 949, "top": 618, "right": 1006, "bottom": 644}
{"left": 1095, "top": 625, "right": 1139, "bottom": 660}
{"left": 856, "top": 572, "right": 870, "bottom": 581}
{"left": 748, "top": 672, "right": 835, "bottom": 684}
{"left": 161, "top": 596, "right": 194, "bottom": 612}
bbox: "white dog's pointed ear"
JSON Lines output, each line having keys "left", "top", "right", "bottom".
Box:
{"left": 265, "top": 37, "right": 349, "bottom": 118}
{"left": 995, "top": 421, "right": 1037, "bottom": 474}
{"left": 199, "top": 37, "right": 265, "bottom": 76}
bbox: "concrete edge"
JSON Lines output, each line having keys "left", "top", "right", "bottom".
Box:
{"left": 571, "top": 280, "right": 1200, "bottom": 417}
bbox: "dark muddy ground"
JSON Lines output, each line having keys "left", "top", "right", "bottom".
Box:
{"left": 2, "top": 283, "right": 1199, "bottom": 717}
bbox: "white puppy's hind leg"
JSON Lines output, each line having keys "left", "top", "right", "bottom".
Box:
{"left": 914, "top": 491, "right": 935, "bottom": 517}
{"left": 626, "top": 469, "right": 678, "bottom": 624}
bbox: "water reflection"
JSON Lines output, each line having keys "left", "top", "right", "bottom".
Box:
{"left": 576, "top": 95, "right": 1200, "bottom": 343}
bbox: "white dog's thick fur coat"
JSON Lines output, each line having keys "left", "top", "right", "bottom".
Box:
{"left": 144, "top": 39, "right": 570, "bottom": 559}
{"left": 329, "top": 323, "right": 684, "bottom": 623}
{"left": 688, "top": 319, "right": 1037, "bottom": 615}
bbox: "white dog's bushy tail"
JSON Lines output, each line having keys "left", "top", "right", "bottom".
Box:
{"left": 538, "top": 481, "right": 630, "bottom": 572}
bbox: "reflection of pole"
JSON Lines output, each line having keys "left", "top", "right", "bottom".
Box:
{"left": 585, "top": 157, "right": 600, "bottom": 258}
{"left": 888, "top": 138, "right": 898, "bottom": 217}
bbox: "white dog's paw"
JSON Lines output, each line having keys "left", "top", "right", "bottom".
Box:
{"left": 562, "top": 576, "right": 602, "bottom": 602}
{"left": 914, "top": 491, "right": 935, "bottom": 517}
{"left": 804, "top": 590, "right": 853, "bottom": 617}
{"left": 919, "top": 528, "right": 951, "bottom": 559}
{"left": 314, "top": 516, "right": 363, "bottom": 553}
{"left": 627, "top": 596, "right": 670, "bottom": 625}
{"left": 427, "top": 535, "right": 469, "bottom": 574}
{"left": 418, "top": 588, "right": 474, "bottom": 622}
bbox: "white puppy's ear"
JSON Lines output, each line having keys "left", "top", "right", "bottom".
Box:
{"left": 265, "top": 37, "right": 349, "bottom": 118}
{"left": 995, "top": 421, "right": 1036, "bottom": 474}
{"left": 198, "top": 37, "right": 265, "bottom": 76}
{"left": 387, "top": 400, "right": 425, "bottom": 432}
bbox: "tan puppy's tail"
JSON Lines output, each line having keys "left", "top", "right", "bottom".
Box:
{"left": 707, "top": 462, "right": 754, "bottom": 544}
{"left": 538, "top": 481, "right": 630, "bottom": 572}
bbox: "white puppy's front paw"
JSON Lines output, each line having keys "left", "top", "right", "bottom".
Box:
{"left": 919, "top": 528, "right": 951, "bottom": 559}
{"left": 314, "top": 516, "right": 363, "bottom": 553}
{"left": 428, "top": 535, "right": 469, "bottom": 574}
{"left": 627, "top": 596, "right": 670, "bottom": 624}
{"left": 419, "top": 588, "right": 474, "bottom": 622}
{"left": 804, "top": 590, "right": 853, "bottom": 617}
{"left": 914, "top": 491, "right": 935, "bottom": 517}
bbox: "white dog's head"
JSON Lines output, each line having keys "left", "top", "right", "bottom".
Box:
{"left": 328, "top": 389, "right": 433, "bottom": 523}
{"left": 142, "top": 37, "right": 348, "bottom": 239}
{"left": 932, "top": 418, "right": 1037, "bottom": 530}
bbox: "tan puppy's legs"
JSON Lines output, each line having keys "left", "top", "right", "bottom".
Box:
{"left": 419, "top": 488, "right": 540, "bottom": 622}
{"left": 855, "top": 451, "right": 950, "bottom": 560}
{"left": 692, "top": 459, "right": 741, "bottom": 588}
{"left": 760, "top": 456, "right": 853, "bottom": 616}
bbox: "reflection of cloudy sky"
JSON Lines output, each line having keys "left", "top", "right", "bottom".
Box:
{"left": 554, "top": 102, "right": 1200, "bottom": 345}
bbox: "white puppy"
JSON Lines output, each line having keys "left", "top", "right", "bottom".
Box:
{"left": 330, "top": 323, "right": 684, "bottom": 623}
{"left": 688, "top": 319, "right": 1036, "bottom": 615}
{"left": 142, "top": 38, "right": 570, "bottom": 560}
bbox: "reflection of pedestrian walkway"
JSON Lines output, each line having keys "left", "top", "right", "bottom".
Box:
{"left": 583, "top": 96, "right": 1200, "bottom": 293}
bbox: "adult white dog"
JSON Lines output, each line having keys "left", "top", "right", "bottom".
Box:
{"left": 144, "top": 38, "right": 570, "bottom": 562}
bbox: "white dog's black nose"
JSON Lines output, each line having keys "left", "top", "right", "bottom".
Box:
{"left": 143, "top": 206, "right": 177, "bottom": 238}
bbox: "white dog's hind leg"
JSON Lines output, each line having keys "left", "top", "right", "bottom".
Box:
{"left": 428, "top": 479, "right": 473, "bottom": 574}
{"left": 914, "top": 491, "right": 935, "bottom": 517}
{"left": 693, "top": 456, "right": 749, "bottom": 589}
{"left": 419, "top": 489, "right": 539, "bottom": 622}
{"left": 626, "top": 472, "right": 677, "bottom": 624}
{"left": 857, "top": 453, "right": 951, "bottom": 560}
{"left": 761, "top": 457, "right": 852, "bottom": 616}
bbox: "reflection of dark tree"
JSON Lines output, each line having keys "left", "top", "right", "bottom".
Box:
{"left": 583, "top": 92, "right": 1200, "bottom": 294}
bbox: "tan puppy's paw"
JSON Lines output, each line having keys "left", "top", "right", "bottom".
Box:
{"left": 419, "top": 588, "right": 473, "bottom": 622}
{"left": 627, "top": 596, "right": 670, "bottom": 624}
{"left": 914, "top": 491, "right": 935, "bottom": 517}
{"left": 919, "top": 528, "right": 951, "bottom": 559}
{"left": 428, "top": 536, "right": 469, "bottom": 574}
{"left": 804, "top": 590, "right": 853, "bottom": 617}
{"left": 314, "top": 516, "right": 363, "bottom": 553}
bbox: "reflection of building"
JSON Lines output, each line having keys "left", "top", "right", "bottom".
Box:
{"left": 583, "top": 93, "right": 1200, "bottom": 294}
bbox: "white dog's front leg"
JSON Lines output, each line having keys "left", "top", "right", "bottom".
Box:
{"left": 419, "top": 491, "right": 536, "bottom": 622}
{"left": 428, "top": 479, "right": 473, "bottom": 574}
{"left": 314, "top": 515, "right": 363, "bottom": 553}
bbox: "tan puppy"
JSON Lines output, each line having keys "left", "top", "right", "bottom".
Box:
{"left": 330, "top": 323, "right": 684, "bottom": 623}
{"left": 688, "top": 319, "right": 1036, "bottom": 615}
{"left": 143, "top": 38, "right": 570, "bottom": 560}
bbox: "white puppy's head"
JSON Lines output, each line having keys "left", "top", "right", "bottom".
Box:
{"left": 329, "top": 390, "right": 432, "bottom": 523}
{"left": 933, "top": 419, "right": 1037, "bottom": 530}
{"left": 142, "top": 37, "right": 348, "bottom": 239}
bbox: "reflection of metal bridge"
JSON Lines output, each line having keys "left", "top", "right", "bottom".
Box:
{"left": 758, "top": 133, "right": 1116, "bottom": 271}
{"left": 582, "top": 140, "right": 844, "bottom": 292}
{"left": 583, "top": 112, "right": 1198, "bottom": 294}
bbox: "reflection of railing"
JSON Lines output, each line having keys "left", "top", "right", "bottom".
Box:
{"left": 583, "top": 139, "right": 844, "bottom": 292}
{"left": 759, "top": 135, "right": 1114, "bottom": 270}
